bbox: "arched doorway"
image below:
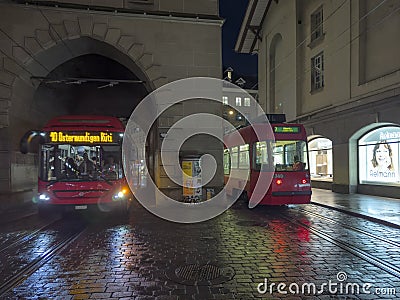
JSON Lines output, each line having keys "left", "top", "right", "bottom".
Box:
{"left": 308, "top": 136, "right": 333, "bottom": 181}
{"left": 307, "top": 135, "right": 333, "bottom": 190}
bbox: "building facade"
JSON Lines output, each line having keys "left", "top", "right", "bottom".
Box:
{"left": 222, "top": 67, "right": 258, "bottom": 129}
{"left": 236, "top": 0, "right": 400, "bottom": 198}
{"left": 0, "top": 0, "right": 223, "bottom": 205}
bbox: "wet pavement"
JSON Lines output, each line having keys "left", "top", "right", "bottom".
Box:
{"left": 0, "top": 191, "right": 399, "bottom": 299}
{"left": 311, "top": 189, "right": 400, "bottom": 227}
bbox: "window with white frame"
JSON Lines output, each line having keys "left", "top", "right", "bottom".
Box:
{"left": 244, "top": 97, "right": 251, "bottom": 106}
{"left": 222, "top": 96, "right": 228, "bottom": 105}
{"left": 311, "top": 52, "right": 324, "bottom": 91}
{"left": 311, "top": 6, "right": 323, "bottom": 41}
{"left": 236, "top": 97, "right": 242, "bottom": 106}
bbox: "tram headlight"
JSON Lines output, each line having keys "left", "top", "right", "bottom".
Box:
{"left": 39, "top": 194, "right": 50, "bottom": 201}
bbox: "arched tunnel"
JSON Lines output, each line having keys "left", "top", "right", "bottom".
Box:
{"left": 32, "top": 53, "right": 148, "bottom": 118}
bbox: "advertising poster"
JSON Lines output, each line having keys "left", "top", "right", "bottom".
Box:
{"left": 182, "top": 159, "right": 202, "bottom": 201}
{"left": 182, "top": 161, "right": 193, "bottom": 197}
{"left": 359, "top": 127, "right": 400, "bottom": 186}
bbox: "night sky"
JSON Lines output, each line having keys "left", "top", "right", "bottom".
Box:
{"left": 219, "top": 0, "right": 258, "bottom": 77}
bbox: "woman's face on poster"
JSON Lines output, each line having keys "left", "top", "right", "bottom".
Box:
{"left": 375, "top": 144, "right": 390, "bottom": 166}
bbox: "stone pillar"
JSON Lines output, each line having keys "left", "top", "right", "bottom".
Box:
{"left": 332, "top": 142, "right": 356, "bottom": 194}
{"left": 0, "top": 128, "right": 11, "bottom": 193}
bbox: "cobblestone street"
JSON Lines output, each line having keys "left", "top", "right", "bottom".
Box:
{"left": 1, "top": 193, "right": 399, "bottom": 299}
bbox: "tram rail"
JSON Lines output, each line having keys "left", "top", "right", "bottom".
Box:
{"left": 0, "top": 222, "right": 86, "bottom": 297}
{"left": 277, "top": 212, "right": 400, "bottom": 279}
{"left": 294, "top": 206, "right": 400, "bottom": 248}
{"left": 0, "top": 218, "right": 61, "bottom": 254}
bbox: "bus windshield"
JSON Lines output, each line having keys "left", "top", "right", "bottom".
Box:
{"left": 40, "top": 144, "right": 123, "bottom": 182}
{"left": 254, "top": 140, "right": 308, "bottom": 172}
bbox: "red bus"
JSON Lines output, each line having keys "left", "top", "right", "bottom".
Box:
{"left": 224, "top": 114, "right": 311, "bottom": 206}
{"left": 20, "top": 115, "right": 132, "bottom": 215}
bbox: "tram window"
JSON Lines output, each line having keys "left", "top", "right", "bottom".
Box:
{"left": 254, "top": 141, "right": 272, "bottom": 171}
{"left": 272, "top": 141, "right": 308, "bottom": 171}
{"left": 273, "top": 145, "right": 284, "bottom": 165}
{"left": 285, "top": 143, "right": 296, "bottom": 163}
{"left": 231, "top": 146, "right": 239, "bottom": 169}
{"left": 239, "top": 144, "right": 250, "bottom": 169}
{"left": 224, "top": 149, "right": 230, "bottom": 175}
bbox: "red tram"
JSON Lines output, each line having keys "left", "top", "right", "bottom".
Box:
{"left": 20, "top": 115, "right": 132, "bottom": 215}
{"left": 224, "top": 114, "right": 311, "bottom": 205}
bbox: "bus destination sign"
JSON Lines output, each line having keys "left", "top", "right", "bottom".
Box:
{"left": 274, "top": 126, "right": 301, "bottom": 133}
{"left": 48, "top": 131, "right": 114, "bottom": 143}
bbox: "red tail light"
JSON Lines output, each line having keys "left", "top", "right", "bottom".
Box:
{"left": 301, "top": 179, "right": 307, "bottom": 184}
{"left": 276, "top": 179, "right": 283, "bottom": 185}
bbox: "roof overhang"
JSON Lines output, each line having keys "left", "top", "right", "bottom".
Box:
{"left": 235, "top": 0, "right": 272, "bottom": 54}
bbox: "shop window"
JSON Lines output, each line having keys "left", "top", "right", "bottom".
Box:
{"left": 358, "top": 126, "right": 400, "bottom": 186}
{"left": 308, "top": 137, "right": 333, "bottom": 181}
{"left": 222, "top": 96, "right": 228, "bottom": 105}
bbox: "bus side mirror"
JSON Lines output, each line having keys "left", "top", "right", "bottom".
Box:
{"left": 20, "top": 130, "right": 44, "bottom": 154}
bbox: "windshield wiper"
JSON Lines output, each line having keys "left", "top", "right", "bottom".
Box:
{"left": 87, "top": 170, "right": 113, "bottom": 186}
{"left": 97, "top": 175, "right": 113, "bottom": 186}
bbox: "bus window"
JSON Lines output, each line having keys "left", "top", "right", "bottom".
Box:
{"left": 40, "top": 145, "right": 54, "bottom": 181}
{"left": 239, "top": 144, "right": 249, "bottom": 169}
{"left": 223, "top": 149, "right": 230, "bottom": 175}
{"left": 39, "top": 144, "right": 124, "bottom": 181}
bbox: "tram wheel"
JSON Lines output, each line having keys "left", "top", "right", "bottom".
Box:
{"left": 232, "top": 189, "right": 248, "bottom": 207}
{"left": 239, "top": 191, "right": 249, "bottom": 206}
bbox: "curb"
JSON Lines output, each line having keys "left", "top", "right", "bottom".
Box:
{"left": 311, "top": 201, "right": 400, "bottom": 229}
{"left": 0, "top": 189, "right": 37, "bottom": 221}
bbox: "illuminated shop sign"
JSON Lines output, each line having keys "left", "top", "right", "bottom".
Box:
{"left": 379, "top": 131, "right": 400, "bottom": 140}
{"left": 358, "top": 126, "right": 400, "bottom": 186}
{"left": 48, "top": 131, "right": 114, "bottom": 143}
{"left": 274, "top": 126, "right": 300, "bottom": 133}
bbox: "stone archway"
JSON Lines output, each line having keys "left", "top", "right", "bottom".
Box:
{"left": 0, "top": 14, "right": 169, "bottom": 129}
{"left": 0, "top": 15, "right": 168, "bottom": 193}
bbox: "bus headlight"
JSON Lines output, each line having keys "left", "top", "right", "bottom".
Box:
{"left": 39, "top": 194, "right": 50, "bottom": 201}
{"left": 113, "top": 189, "right": 127, "bottom": 200}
